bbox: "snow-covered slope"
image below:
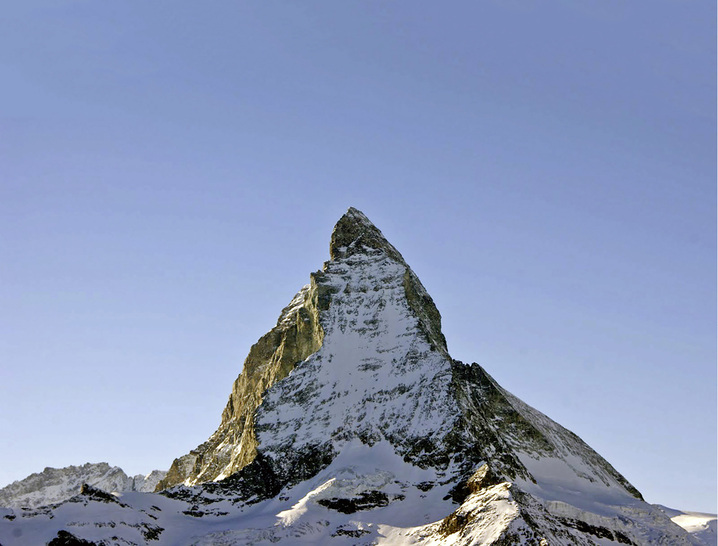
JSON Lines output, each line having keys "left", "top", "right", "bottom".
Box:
{"left": 656, "top": 505, "right": 717, "bottom": 546}
{"left": 0, "top": 208, "right": 705, "bottom": 545}
{"left": 669, "top": 512, "right": 716, "bottom": 546}
{"left": 0, "top": 463, "right": 166, "bottom": 509}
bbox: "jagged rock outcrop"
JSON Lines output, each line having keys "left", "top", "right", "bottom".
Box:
{"left": 0, "top": 207, "right": 706, "bottom": 545}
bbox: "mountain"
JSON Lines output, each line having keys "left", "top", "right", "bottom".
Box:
{"left": 0, "top": 463, "right": 167, "bottom": 509}
{"left": 0, "top": 208, "right": 706, "bottom": 545}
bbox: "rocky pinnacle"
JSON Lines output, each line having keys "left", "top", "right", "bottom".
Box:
{"left": 329, "top": 207, "right": 405, "bottom": 262}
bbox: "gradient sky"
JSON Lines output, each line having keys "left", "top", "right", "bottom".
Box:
{"left": 1, "top": 2, "right": 715, "bottom": 513}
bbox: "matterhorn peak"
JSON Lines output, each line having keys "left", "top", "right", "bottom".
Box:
{"left": 158, "top": 207, "right": 451, "bottom": 490}
{"left": 0, "top": 208, "right": 707, "bottom": 545}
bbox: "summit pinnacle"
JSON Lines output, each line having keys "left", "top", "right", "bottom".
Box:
{"left": 329, "top": 207, "right": 405, "bottom": 262}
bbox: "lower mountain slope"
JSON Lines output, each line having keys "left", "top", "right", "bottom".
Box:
{"left": 0, "top": 208, "right": 706, "bottom": 545}
{"left": 0, "top": 442, "right": 701, "bottom": 545}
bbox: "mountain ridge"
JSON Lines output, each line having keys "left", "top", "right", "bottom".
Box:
{"left": 0, "top": 463, "right": 166, "bottom": 509}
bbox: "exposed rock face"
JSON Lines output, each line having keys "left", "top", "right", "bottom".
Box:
{"left": 157, "top": 276, "right": 325, "bottom": 489}
{"left": 48, "top": 529, "right": 99, "bottom": 546}
{"left": 0, "top": 463, "right": 167, "bottom": 509}
{"left": 330, "top": 207, "right": 447, "bottom": 357}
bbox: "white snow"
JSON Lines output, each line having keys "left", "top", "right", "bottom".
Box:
{"left": 661, "top": 507, "right": 718, "bottom": 546}
{"left": 672, "top": 513, "right": 716, "bottom": 534}
{"left": 256, "top": 250, "right": 459, "bottom": 463}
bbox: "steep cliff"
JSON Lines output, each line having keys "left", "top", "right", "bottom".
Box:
{"left": 157, "top": 282, "right": 325, "bottom": 489}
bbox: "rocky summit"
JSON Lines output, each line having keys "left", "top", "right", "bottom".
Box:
{"left": 0, "top": 208, "right": 707, "bottom": 545}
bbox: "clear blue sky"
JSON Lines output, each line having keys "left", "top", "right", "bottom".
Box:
{"left": 1, "top": 2, "right": 715, "bottom": 513}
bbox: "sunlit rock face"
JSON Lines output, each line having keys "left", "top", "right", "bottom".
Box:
{"left": 156, "top": 281, "right": 325, "bottom": 489}
{"left": 0, "top": 208, "right": 705, "bottom": 545}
